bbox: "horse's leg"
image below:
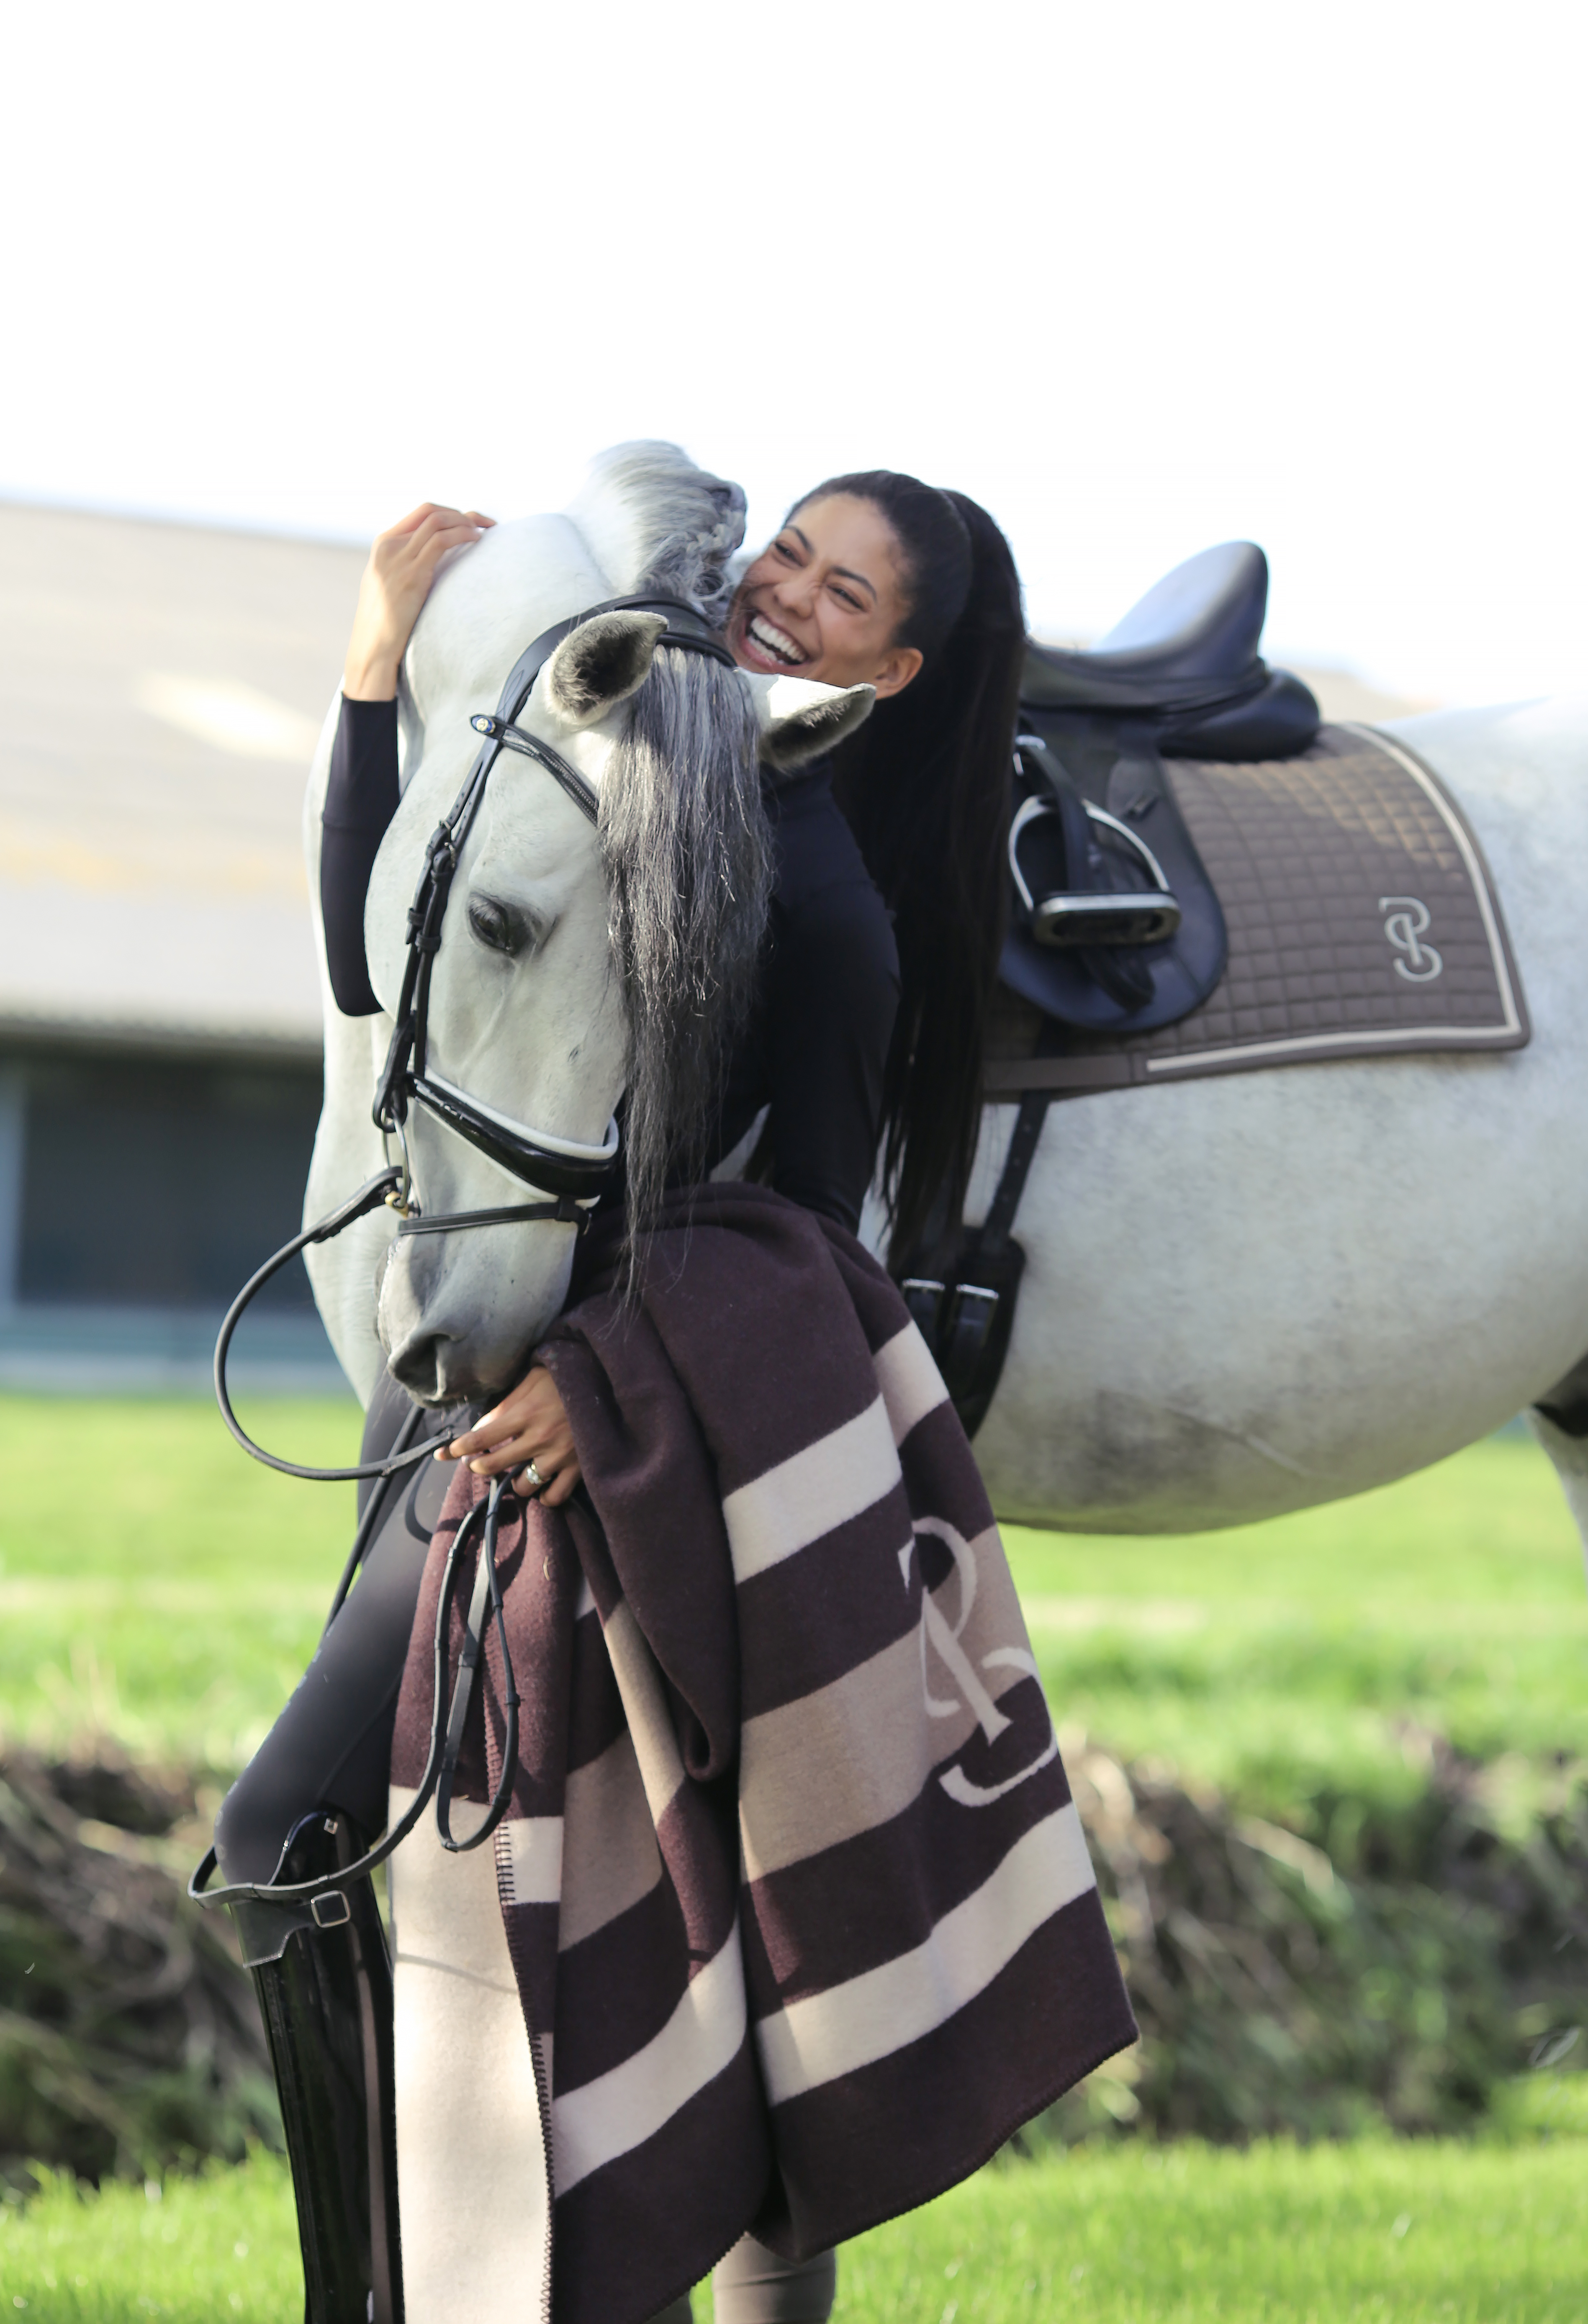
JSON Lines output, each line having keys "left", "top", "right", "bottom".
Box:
{"left": 1527, "top": 1354, "right": 1588, "bottom": 1580}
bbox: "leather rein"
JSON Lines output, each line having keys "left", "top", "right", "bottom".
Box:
{"left": 191, "top": 599, "right": 735, "bottom": 1916}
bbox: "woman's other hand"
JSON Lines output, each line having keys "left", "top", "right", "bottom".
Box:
{"left": 343, "top": 504, "right": 495, "bottom": 701}
{"left": 434, "top": 1365, "right": 581, "bottom": 1505}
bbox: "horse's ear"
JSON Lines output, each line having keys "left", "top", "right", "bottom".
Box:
{"left": 748, "top": 673, "right": 877, "bottom": 771}
{"left": 542, "top": 611, "right": 668, "bottom": 727}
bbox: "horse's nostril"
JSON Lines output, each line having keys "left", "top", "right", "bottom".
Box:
{"left": 388, "top": 1336, "right": 446, "bottom": 1402}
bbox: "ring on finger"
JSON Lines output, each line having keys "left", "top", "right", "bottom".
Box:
{"left": 522, "top": 1458, "right": 545, "bottom": 1494}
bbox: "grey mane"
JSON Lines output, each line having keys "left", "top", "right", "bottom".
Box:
{"left": 587, "top": 450, "right": 770, "bottom": 1258}
{"left": 574, "top": 441, "right": 748, "bottom": 631}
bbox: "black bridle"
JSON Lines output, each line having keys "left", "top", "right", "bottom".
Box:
{"left": 371, "top": 593, "right": 735, "bottom": 1233}
{"left": 213, "top": 593, "right": 735, "bottom": 1486}
{"left": 191, "top": 597, "right": 736, "bottom": 1916}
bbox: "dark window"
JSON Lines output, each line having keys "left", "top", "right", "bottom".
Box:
{"left": 18, "top": 1054, "right": 324, "bottom": 1310}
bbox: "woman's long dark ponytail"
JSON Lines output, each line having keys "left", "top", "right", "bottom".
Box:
{"left": 795, "top": 472, "right": 1025, "bottom": 1267}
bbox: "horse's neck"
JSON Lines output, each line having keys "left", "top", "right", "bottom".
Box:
{"left": 564, "top": 465, "right": 652, "bottom": 599}
{"left": 563, "top": 440, "right": 708, "bottom": 601}
{"left": 398, "top": 514, "right": 608, "bottom": 796}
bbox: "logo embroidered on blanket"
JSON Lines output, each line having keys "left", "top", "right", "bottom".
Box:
{"left": 907, "top": 1515, "right": 1061, "bottom": 1807}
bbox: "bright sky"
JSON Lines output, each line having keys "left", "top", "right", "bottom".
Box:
{"left": 3, "top": 1, "right": 1582, "bottom": 706}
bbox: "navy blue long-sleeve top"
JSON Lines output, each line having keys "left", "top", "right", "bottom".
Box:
{"left": 321, "top": 696, "right": 899, "bottom": 1233}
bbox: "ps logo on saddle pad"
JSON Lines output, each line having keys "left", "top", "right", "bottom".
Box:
{"left": 1379, "top": 896, "right": 1444, "bottom": 984}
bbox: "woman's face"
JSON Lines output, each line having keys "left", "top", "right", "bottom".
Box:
{"left": 726, "top": 494, "right": 925, "bottom": 700}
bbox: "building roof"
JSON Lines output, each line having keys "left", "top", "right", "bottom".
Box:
{"left": 2, "top": 504, "right": 1434, "bottom": 1070}
{"left": 0, "top": 501, "right": 364, "bottom": 1061}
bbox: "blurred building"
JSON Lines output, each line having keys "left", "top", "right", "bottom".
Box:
{"left": 3, "top": 508, "right": 1432, "bottom": 1395}
{"left": 0, "top": 502, "right": 364, "bottom": 1388}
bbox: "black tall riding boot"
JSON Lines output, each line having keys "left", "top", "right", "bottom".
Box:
{"left": 229, "top": 1810, "right": 403, "bottom": 2324}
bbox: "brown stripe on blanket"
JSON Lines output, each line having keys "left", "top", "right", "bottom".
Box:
{"left": 735, "top": 1484, "right": 920, "bottom": 1717}
{"left": 564, "top": 1601, "right": 629, "bottom": 1774}
{"left": 759, "top": 1882, "right": 1128, "bottom": 2257}
{"left": 552, "top": 2044, "right": 770, "bottom": 2324}
{"left": 737, "top": 1522, "right": 1037, "bottom": 1882}
{"left": 552, "top": 1852, "right": 733, "bottom": 2095}
{"left": 395, "top": 1183, "right": 1134, "bottom": 2323}
{"left": 741, "top": 1675, "right": 1071, "bottom": 2004}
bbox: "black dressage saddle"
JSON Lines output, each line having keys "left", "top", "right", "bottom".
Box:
{"left": 1005, "top": 541, "right": 1318, "bottom": 1037}
{"left": 902, "top": 542, "right": 1321, "bottom": 1435}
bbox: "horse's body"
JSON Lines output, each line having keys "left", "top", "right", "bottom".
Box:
{"left": 941, "top": 691, "right": 1588, "bottom": 1540}
{"left": 282, "top": 459, "right": 1587, "bottom": 2319}
{"left": 301, "top": 461, "right": 1588, "bottom": 1553}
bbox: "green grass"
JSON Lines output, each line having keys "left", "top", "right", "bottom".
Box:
{"left": 0, "top": 2155, "right": 298, "bottom": 2320}
{"left": 837, "top": 2137, "right": 1588, "bottom": 2323}
{"left": 4, "top": 2134, "right": 1587, "bottom": 2322}
{"left": 0, "top": 1394, "right": 361, "bottom": 1770}
{"left": 2, "top": 1407, "right": 1585, "bottom": 2313}
{"left": 1002, "top": 1437, "right": 1588, "bottom": 1815}
{"left": 0, "top": 1398, "right": 1583, "bottom": 1796}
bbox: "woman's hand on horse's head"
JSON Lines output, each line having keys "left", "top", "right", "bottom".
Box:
{"left": 434, "top": 1362, "right": 581, "bottom": 1506}
{"left": 342, "top": 504, "right": 496, "bottom": 702}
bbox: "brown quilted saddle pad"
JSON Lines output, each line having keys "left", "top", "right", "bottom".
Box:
{"left": 986, "top": 723, "right": 1528, "bottom": 1095}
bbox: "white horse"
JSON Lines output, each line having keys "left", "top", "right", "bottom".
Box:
{"left": 302, "top": 453, "right": 1588, "bottom": 1562}
{"left": 295, "top": 453, "right": 1587, "bottom": 2316}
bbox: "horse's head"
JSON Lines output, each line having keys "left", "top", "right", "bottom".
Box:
{"left": 364, "top": 499, "right": 872, "bottom": 1405}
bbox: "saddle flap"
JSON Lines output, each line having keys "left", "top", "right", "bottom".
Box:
{"left": 1001, "top": 724, "right": 1228, "bottom": 1036}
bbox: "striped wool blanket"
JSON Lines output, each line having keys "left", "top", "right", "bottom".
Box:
{"left": 391, "top": 1181, "right": 1134, "bottom": 2324}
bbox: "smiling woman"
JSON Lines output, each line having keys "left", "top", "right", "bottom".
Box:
{"left": 219, "top": 458, "right": 1028, "bottom": 2324}
{"left": 733, "top": 470, "right": 1026, "bottom": 1267}
{"left": 728, "top": 493, "right": 929, "bottom": 696}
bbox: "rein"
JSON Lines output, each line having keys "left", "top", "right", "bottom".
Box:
{"left": 193, "top": 594, "right": 736, "bottom": 1917}
{"left": 191, "top": 1471, "right": 522, "bottom": 1914}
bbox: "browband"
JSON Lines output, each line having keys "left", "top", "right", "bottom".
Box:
{"left": 467, "top": 598, "right": 736, "bottom": 825}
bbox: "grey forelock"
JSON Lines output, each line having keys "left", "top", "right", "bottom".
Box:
{"left": 583, "top": 441, "right": 748, "bottom": 631}
{"left": 599, "top": 644, "right": 769, "bottom": 1271}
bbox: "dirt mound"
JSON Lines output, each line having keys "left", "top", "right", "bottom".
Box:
{"left": 3, "top": 1738, "right": 1583, "bottom": 2179}
{"left": 0, "top": 1753, "right": 277, "bottom": 2185}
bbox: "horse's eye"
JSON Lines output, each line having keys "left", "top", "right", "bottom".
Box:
{"left": 467, "top": 896, "right": 521, "bottom": 955}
